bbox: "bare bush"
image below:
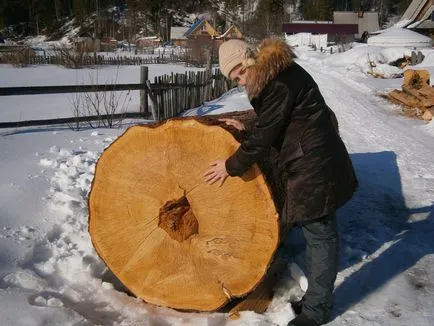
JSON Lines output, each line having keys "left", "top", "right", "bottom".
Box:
{"left": 51, "top": 44, "right": 89, "bottom": 69}
{"left": 1, "top": 46, "right": 35, "bottom": 67}
{"left": 69, "top": 69, "right": 132, "bottom": 130}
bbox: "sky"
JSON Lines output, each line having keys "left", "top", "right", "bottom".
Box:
{"left": 1, "top": 35, "right": 434, "bottom": 326}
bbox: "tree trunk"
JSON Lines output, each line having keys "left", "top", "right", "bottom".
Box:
{"left": 54, "top": 0, "right": 60, "bottom": 21}
{"left": 88, "top": 112, "right": 284, "bottom": 312}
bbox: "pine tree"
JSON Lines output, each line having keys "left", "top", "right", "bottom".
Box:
{"left": 302, "top": 0, "right": 331, "bottom": 21}
{"left": 397, "top": 0, "right": 412, "bottom": 15}
{"left": 351, "top": 0, "right": 361, "bottom": 11}
{"left": 245, "top": 0, "right": 284, "bottom": 39}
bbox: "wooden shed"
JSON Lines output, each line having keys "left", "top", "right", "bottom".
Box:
{"left": 399, "top": 0, "right": 434, "bottom": 39}
{"left": 170, "top": 27, "right": 189, "bottom": 46}
{"left": 136, "top": 36, "right": 162, "bottom": 49}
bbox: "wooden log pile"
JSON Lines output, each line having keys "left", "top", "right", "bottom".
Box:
{"left": 386, "top": 70, "right": 434, "bottom": 121}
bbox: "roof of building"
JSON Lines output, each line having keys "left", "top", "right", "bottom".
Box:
{"left": 171, "top": 27, "right": 189, "bottom": 40}
{"left": 181, "top": 17, "right": 219, "bottom": 38}
{"left": 184, "top": 18, "right": 209, "bottom": 37}
{"left": 137, "top": 36, "right": 160, "bottom": 40}
{"left": 333, "top": 11, "right": 379, "bottom": 16}
{"left": 401, "top": 0, "right": 430, "bottom": 21}
{"left": 410, "top": 20, "right": 434, "bottom": 28}
{"left": 289, "top": 20, "right": 332, "bottom": 24}
{"left": 283, "top": 23, "right": 358, "bottom": 35}
{"left": 215, "top": 25, "right": 243, "bottom": 39}
{"left": 184, "top": 18, "right": 204, "bottom": 37}
{"left": 397, "top": 0, "right": 434, "bottom": 29}
{"left": 407, "top": 5, "right": 434, "bottom": 28}
{"left": 367, "top": 27, "right": 433, "bottom": 47}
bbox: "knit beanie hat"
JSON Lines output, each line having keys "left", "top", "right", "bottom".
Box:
{"left": 218, "top": 39, "right": 256, "bottom": 78}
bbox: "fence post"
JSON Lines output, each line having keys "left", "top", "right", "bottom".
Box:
{"left": 206, "top": 48, "right": 212, "bottom": 73}
{"left": 140, "top": 66, "right": 149, "bottom": 115}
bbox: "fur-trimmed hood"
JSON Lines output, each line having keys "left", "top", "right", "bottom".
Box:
{"left": 246, "top": 38, "right": 295, "bottom": 98}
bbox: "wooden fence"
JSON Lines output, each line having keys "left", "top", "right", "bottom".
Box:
{"left": 0, "top": 54, "right": 182, "bottom": 66}
{"left": 0, "top": 66, "right": 231, "bottom": 128}
{"left": 148, "top": 69, "right": 229, "bottom": 120}
{"left": 0, "top": 52, "right": 213, "bottom": 67}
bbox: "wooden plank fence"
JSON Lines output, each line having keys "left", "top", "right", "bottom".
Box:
{"left": 0, "top": 66, "right": 232, "bottom": 128}
{"left": 148, "top": 69, "right": 229, "bottom": 120}
{"left": 0, "top": 53, "right": 209, "bottom": 67}
{"left": 0, "top": 83, "right": 147, "bottom": 96}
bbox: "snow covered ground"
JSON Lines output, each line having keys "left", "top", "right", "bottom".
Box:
{"left": 1, "top": 42, "right": 434, "bottom": 326}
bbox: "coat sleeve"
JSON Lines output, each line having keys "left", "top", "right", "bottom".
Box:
{"left": 226, "top": 80, "right": 293, "bottom": 177}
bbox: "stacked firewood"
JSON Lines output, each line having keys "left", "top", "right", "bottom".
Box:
{"left": 387, "top": 70, "right": 434, "bottom": 121}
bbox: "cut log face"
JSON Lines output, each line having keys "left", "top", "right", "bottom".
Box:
{"left": 88, "top": 119, "right": 280, "bottom": 312}
{"left": 403, "top": 69, "right": 430, "bottom": 89}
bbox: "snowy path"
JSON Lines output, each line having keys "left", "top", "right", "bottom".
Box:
{"left": 306, "top": 62, "right": 434, "bottom": 203}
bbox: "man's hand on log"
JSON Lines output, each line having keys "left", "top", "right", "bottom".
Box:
{"left": 204, "top": 160, "right": 229, "bottom": 187}
{"left": 219, "top": 118, "right": 245, "bottom": 131}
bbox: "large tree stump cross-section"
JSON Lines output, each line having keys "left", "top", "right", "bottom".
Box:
{"left": 88, "top": 113, "right": 284, "bottom": 312}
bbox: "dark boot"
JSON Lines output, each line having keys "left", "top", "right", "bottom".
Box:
{"left": 291, "top": 296, "right": 305, "bottom": 315}
{"left": 287, "top": 313, "right": 320, "bottom": 326}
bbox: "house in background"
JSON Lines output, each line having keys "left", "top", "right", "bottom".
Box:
{"left": 333, "top": 11, "right": 380, "bottom": 38}
{"left": 171, "top": 17, "right": 244, "bottom": 65}
{"left": 283, "top": 9, "right": 383, "bottom": 47}
{"left": 170, "top": 27, "right": 189, "bottom": 46}
{"left": 183, "top": 17, "right": 219, "bottom": 40}
{"left": 170, "top": 18, "right": 218, "bottom": 47}
{"left": 283, "top": 20, "right": 358, "bottom": 47}
{"left": 100, "top": 36, "right": 118, "bottom": 52}
{"left": 73, "top": 32, "right": 101, "bottom": 52}
{"left": 136, "top": 36, "right": 162, "bottom": 49}
{"left": 182, "top": 17, "right": 219, "bottom": 64}
{"left": 215, "top": 25, "right": 244, "bottom": 42}
{"left": 398, "top": 0, "right": 434, "bottom": 39}
{"left": 171, "top": 18, "right": 244, "bottom": 46}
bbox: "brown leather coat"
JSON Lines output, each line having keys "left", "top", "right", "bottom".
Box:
{"left": 225, "top": 39, "right": 358, "bottom": 223}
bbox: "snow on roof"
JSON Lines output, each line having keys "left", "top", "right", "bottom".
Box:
{"left": 318, "top": 43, "right": 410, "bottom": 78}
{"left": 171, "top": 27, "right": 189, "bottom": 40}
{"left": 137, "top": 36, "right": 160, "bottom": 40}
{"left": 291, "top": 20, "right": 333, "bottom": 24}
{"left": 407, "top": 19, "right": 424, "bottom": 28}
{"left": 367, "top": 27, "right": 433, "bottom": 48}
{"left": 392, "top": 19, "right": 414, "bottom": 28}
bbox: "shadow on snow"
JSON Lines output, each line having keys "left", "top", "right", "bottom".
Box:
{"left": 284, "top": 151, "right": 434, "bottom": 318}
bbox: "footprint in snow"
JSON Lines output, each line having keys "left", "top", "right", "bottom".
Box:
{"left": 28, "top": 291, "right": 65, "bottom": 307}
